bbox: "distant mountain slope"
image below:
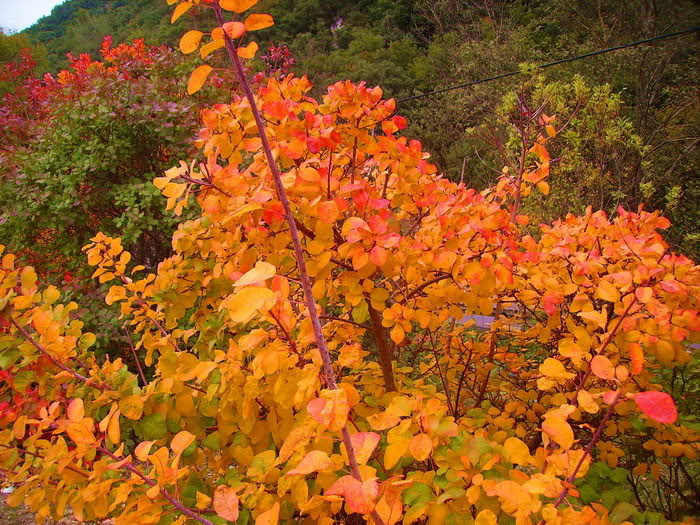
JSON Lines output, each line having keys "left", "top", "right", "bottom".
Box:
{"left": 22, "top": 0, "right": 189, "bottom": 68}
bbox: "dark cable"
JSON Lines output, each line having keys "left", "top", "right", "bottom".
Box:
{"left": 398, "top": 26, "right": 700, "bottom": 103}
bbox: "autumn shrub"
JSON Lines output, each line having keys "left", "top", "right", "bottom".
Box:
{"left": 0, "top": 2, "right": 699, "bottom": 525}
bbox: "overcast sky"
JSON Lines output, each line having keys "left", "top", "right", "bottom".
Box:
{"left": 0, "top": 0, "right": 66, "bottom": 32}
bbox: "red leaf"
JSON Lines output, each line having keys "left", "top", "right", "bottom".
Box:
{"left": 634, "top": 391, "right": 678, "bottom": 424}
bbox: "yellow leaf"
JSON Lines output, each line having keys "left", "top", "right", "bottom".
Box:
{"left": 67, "top": 398, "right": 85, "bottom": 423}
{"left": 244, "top": 13, "right": 274, "bottom": 31}
{"left": 171, "top": 431, "right": 196, "bottom": 454}
{"left": 220, "top": 0, "right": 258, "bottom": 13}
{"left": 596, "top": 279, "right": 620, "bottom": 303}
{"left": 277, "top": 427, "right": 315, "bottom": 464}
{"left": 235, "top": 262, "right": 276, "bottom": 287}
{"left": 579, "top": 309, "right": 607, "bottom": 328}
{"left": 108, "top": 410, "right": 121, "bottom": 445}
{"left": 67, "top": 421, "right": 96, "bottom": 445}
{"left": 119, "top": 395, "right": 144, "bottom": 420}
{"left": 179, "top": 30, "right": 203, "bottom": 54}
{"left": 384, "top": 439, "right": 409, "bottom": 469}
{"left": 285, "top": 450, "right": 332, "bottom": 476}
{"left": 504, "top": 437, "right": 531, "bottom": 465}
{"left": 105, "top": 286, "right": 127, "bottom": 305}
{"left": 213, "top": 485, "right": 239, "bottom": 521}
{"left": 237, "top": 41, "right": 259, "bottom": 59}
{"left": 196, "top": 491, "right": 212, "bottom": 510}
{"left": 409, "top": 433, "right": 432, "bottom": 462}
{"left": 200, "top": 38, "right": 225, "bottom": 59}
{"left": 475, "top": 509, "right": 498, "bottom": 525}
{"left": 171, "top": 1, "right": 193, "bottom": 23}
{"left": 20, "top": 266, "right": 37, "bottom": 295}
{"left": 43, "top": 286, "right": 60, "bottom": 305}
{"left": 542, "top": 415, "right": 574, "bottom": 450}
{"left": 135, "top": 441, "right": 155, "bottom": 461}
{"left": 255, "top": 502, "right": 280, "bottom": 525}
{"left": 188, "top": 65, "right": 213, "bottom": 95}
{"left": 221, "top": 286, "right": 277, "bottom": 323}
{"left": 539, "top": 358, "right": 574, "bottom": 381}
{"left": 577, "top": 390, "right": 600, "bottom": 414}
{"left": 545, "top": 124, "right": 556, "bottom": 137}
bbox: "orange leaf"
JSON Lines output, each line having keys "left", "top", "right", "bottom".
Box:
{"left": 542, "top": 415, "right": 574, "bottom": 450}
{"left": 170, "top": 431, "right": 196, "bottom": 454}
{"left": 307, "top": 389, "right": 349, "bottom": 431}
{"left": 590, "top": 355, "right": 615, "bottom": 380}
{"left": 348, "top": 432, "right": 381, "bottom": 465}
{"left": 67, "top": 398, "right": 85, "bottom": 423}
{"left": 244, "top": 13, "right": 274, "bottom": 31}
{"left": 220, "top": 0, "right": 258, "bottom": 13}
{"left": 326, "top": 475, "right": 379, "bottom": 514}
{"left": 135, "top": 441, "right": 155, "bottom": 461}
{"left": 237, "top": 41, "right": 259, "bottom": 59}
{"left": 213, "top": 485, "right": 240, "bottom": 522}
{"left": 317, "top": 200, "right": 340, "bottom": 223}
{"left": 200, "top": 39, "right": 225, "bottom": 59}
{"left": 409, "top": 433, "right": 433, "bottom": 461}
{"left": 187, "top": 65, "right": 213, "bottom": 94}
{"left": 285, "top": 450, "right": 332, "bottom": 476}
{"left": 179, "top": 30, "right": 203, "bottom": 54}
{"left": 255, "top": 502, "right": 280, "bottom": 525}
{"left": 629, "top": 343, "right": 644, "bottom": 375}
{"left": 635, "top": 286, "right": 654, "bottom": 303}
{"left": 222, "top": 21, "right": 246, "bottom": 39}
{"left": 367, "top": 412, "right": 401, "bottom": 431}
{"left": 171, "top": 1, "right": 193, "bottom": 23}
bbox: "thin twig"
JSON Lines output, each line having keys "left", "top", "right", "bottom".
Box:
{"left": 8, "top": 316, "right": 109, "bottom": 391}
{"left": 98, "top": 447, "right": 214, "bottom": 525}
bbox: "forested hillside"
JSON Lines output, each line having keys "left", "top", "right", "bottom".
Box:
{"left": 15, "top": 0, "right": 700, "bottom": 259}
{"left": 1, "top": 2, "right": 700, "bottom": 524}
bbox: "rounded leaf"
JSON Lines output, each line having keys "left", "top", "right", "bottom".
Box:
{"left": 244, "top": 13, "right": 274, "bottom": 31}
{"left": 187, "top": 65, "right": 213, "bottom": 95}
{"left": 213, "top": 485, "right": 240, "bottom": 521}
{"left": 237, "top": 41, "right": 259, "bottom": 59}
{"left": 179, "top": 30, "right": 203, "bottom": 54}
{"left": 590, "top": 355, "right": 615, "bottom": 380}
{"left": 409, "top": 433, "right": 433, "bottom": 462}
{"left": 634, "top": 391, "right": 678, "bottom": 423}
{"left": 220, "top": 0, "right": 258, "bottom": 13}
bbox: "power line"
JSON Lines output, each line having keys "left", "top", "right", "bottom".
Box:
{"left": 398, "top": 25, "right": 700, "bottom": 103}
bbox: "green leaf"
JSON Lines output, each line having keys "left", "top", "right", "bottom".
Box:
{"left": 402, "top": 483, "right": 433, "bottom": 506}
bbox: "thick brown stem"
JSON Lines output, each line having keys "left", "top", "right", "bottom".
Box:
{"left": 212, "top": 4, "right": 385, "bottom": 524}
{"left": 368, "top": 303, "right": 396, "bottom": 392}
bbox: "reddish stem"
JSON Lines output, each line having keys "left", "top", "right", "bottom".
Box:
{"left": 8, "top": 316, "right": 109, "bottom": 391}
{"left": 98, "top": 447, "right": 213, "bottom": 525}
{"left": 211, "top": 4, "right": 385, "bottom": 524}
